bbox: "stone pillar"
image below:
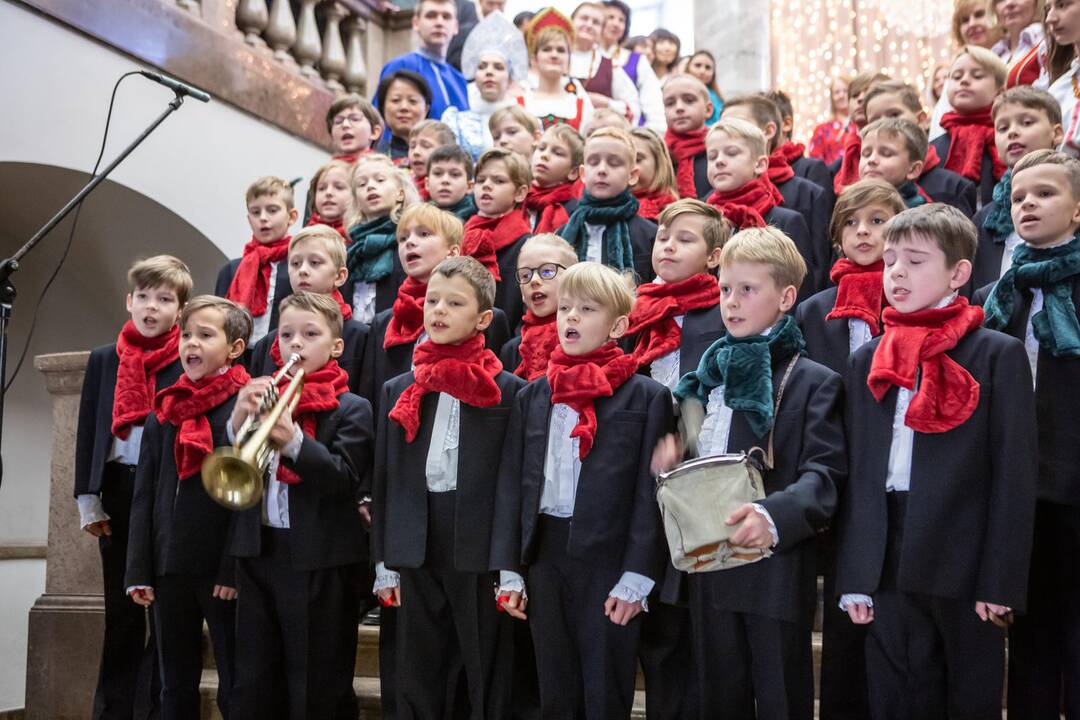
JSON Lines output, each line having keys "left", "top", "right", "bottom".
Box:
{"left": 694, "top": 0, "right": 771, "bottom": 96}
{"left": 25, "top": 351, "right": 103, "bottom": 720}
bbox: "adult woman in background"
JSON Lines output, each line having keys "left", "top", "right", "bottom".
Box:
{"left": 599, "top": 0, "right": 666, "bottom": 131}
{"left": 649, "top": 28, "right": 680, "bottom": 82}
{"left": 809, "top": 75, "right": 852, "bottom": 164}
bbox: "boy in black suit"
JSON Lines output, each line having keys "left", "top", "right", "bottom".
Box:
{"left": 491, "top": 262, "right": 673, "bottom": 719}
{"left": 837, "top": 204, "right": 1037, "bottom": 719}
{"left": 663, "top": 74, "right": 713, "bottom": 201}
{"left": 765, "top": 89, "right": 836, "bottom": 202}
{"left": 653, "top": 226, "right": 846, "bottom": 720}
{"left": 979, "top": 149, "right": 1080, "bottom": 719}
{"left": 557, "top": 127, "right": 659, "bottom": 284}
{"left": 428, "top": 144, "right": 478, "bottom": 223}
{"left": 216, "top": 176, "right": 299, "bottom": 343}
{"left": 227, "top": 292, "right": 373, "bottom": 720}
{"left": 75, "top": 254, "right": 191, "bottom": 719}
{"left": 125, "top": 296, "right": 252, "bottom": 719}
{"left": 373, "top": 256, "right": 525, "bottom": 717}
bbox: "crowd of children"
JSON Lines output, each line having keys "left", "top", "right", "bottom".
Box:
{"left": 72, "top": 4, "right": 1080, "bottom": 719}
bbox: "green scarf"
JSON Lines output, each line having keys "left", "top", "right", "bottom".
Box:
{"left": 674, "top": 315, "right": 805, "bottom": 437}
{"left": 438, "top": 195, "right": 477, "bottom": 223}
{"left": 346, "top": 214, "right": 398, "bottom": 284}
{"left": 558, "top": 190, "right": 638, "bottom": 271}
{"left": 984, "top": 235, "right": 1080, "bottom": 357}
{"left": 898, "top": 180, "right": 927, "bottom": 208}
{"left": 982, "top": 169, "right": 1013, "bottom": 240}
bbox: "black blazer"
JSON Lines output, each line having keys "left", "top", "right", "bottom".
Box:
{"left": 930, "top": 134, "right": 996, "bottom": 208}
{"left": 247, "top": 319, "right": 372, "bottom": 400}
{"left": 835, "top": 328, "right": 1037, "bottom": 610}
{"left": 973, "top": 281, "right": 1080, "bottom": 506}
{"left": 489, "top": 374, "right": 674, "bottom": 583}
{"left": 373, "top": 371, "right": 526, "bottom": 573}
{"left": 125, "top": 399, "right": 237, "bottom": 588}
{"left": 495, "top": 233, "right": 530, "bottom": 333}
{"left": 555, "top": 215, "right": 658, "bottom": 285}
{"left": 500, "top": 336, "right": 523, "bottom": 376}
{"left": 689, "top": 355, "right": 846, "bottom": 625}
{"left": 74, "top": 344, "right": 183, "bottom": 496}
{"left": 627, "top": 304, "right": 727, "bottom": 381}
{"left": 227, "top": 392, "right": 373, "bottom": 571}
{"left": 967, "top": 200, "right": 1008, "bottom": 293}
{"left": 777, "top": 175, "right": 831, "bottom": 294}
{"left": 339, "top": 249, "right": 408, "bottom": 324}
{"left": 215, "top": 258, "right": 293, "bottom": 334}
{"left": 764, "top": 206, "right": 816, "bottom": 305}
{"left": 920, "top": 164, "right": 977, "bottom": 219}
{"left": 792, "top": 155, "right": 836, "bottom": 209}
{"left": 795, "top": 286, "right": 866, "bottom": 375}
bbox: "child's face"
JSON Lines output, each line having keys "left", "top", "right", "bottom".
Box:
{"left": 424, "top": 272, "right": 493, "bottom": 345}
{"left": 384, "top": 79, "right": 428, "bottom": 139}
{"left": 583, "top": 136, "right": 638, "bottom": 200}
{"left": 492, "top": 117, "right": 538, "bottom": 157}
{"left": 1011, "top": 163, "right": 1080, "bottom": 246}
{"left": 535, "top": 39, "right": 570, "bottom": 78}
{"left": 428, "top": 160, "right": 473, "bottom": 207}
{"left": 288, "top": 239, "right": 347, "bottom": 294}
{"left": 247, "top": 192, "right": 298, "bottom": 244}
{"left": 315, "top": 167, "right": 351, "bottom": 221}
{"left": 516, "top": 243, "right": 568, "bottom": 317}
{"left": 330, "top": 108, "right": 376, "bottom": 155}
{"left": 408, "top": 130, "right": 441, "bottom": 179}
{"left": 353, "top": 161, "right": 404, "bottom": 219}
{"left": 179, "top": 308, "right": 244, "bottom": 382}
{"left": 1047, "top": 0, "right": 1080, "bottom": 47}
{"left": 663, "top": 77, "right": 711, "bottom": 134}
{"left": 850, "top": 89, "right": 870, "bottom": 127}
{"left": 398, "top": 222, "right": 459, "bottom": 281}
{"left": 653, "top": 213, "right": 721, "bottom": 283}
{"left": 475, "top": 52, "right": 511, "bottom": 103}
{"left": 858, "top": 133, "right": 922, "bottom": 188}
{"left": 557, "top": 291, "right": 627, "bottom": 355}
{"left": 277, "top": 307, "right": 344, "bottom": 375}
{"left": 947, "top": 54, "right": 1000, "bottom": 113}
{"left": 126, "top": 284, "right": 182, "bottom": 338}
{"left": 630, "top": 136, "right": 656, "bottom": 191}
{"left": 474, "top": 159, "right": 528, "bottom": 217}
{"left": 865, "top": 93, "right": 925, "bottom": 128}
{"left": 882, "top": 235, "right": 970, "bottom": 313}
{"left": 706, "top": 132, "right": 767, "bottom": 193}
{"left": 718, "top": 261, "right": 794, "bottom": 338}
{"left": 687, "top": 54, "right": 715, "bottom": 86}
{"left": 840, "top": 203, "right": 894, "bottom": 266}
{"left": 532, "top": 132, "right": 580, "bottom": 187}
{"left": 994, "top": 103, "right": 1063, "bottom": 167}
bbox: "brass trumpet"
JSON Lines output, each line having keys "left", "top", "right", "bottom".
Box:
{"left": 201, "top": 353, "right": 305, "bottom": 511}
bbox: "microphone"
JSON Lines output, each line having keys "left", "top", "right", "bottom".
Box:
{"left": 139, "top": 70, "right": 211, "bottom": 103}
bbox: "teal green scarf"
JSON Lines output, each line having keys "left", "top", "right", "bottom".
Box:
{"left": 558, "top": 190, "right": 638, "bottom": 271}
{"left": 673, "top": 315, "right": 805, "bottom": 437}
{"left": 438, "top": 195, "right": 477, "bottom": 223}
{"left": 983, "top": 234, "right": 1080, "bottom": 357}
{"left": 346, "top": 214, "right": 398, "bottom": 284}
{"left": 982, "top": 170, "right": 1014, "bottom": 240}
{"left": 898, "top": 180, "right": 927, "bottom": 208}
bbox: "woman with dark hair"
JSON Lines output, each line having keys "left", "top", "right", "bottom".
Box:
{"left": 375, "top": 69, "right": 432, "bottom": 162}
{"left": 600, "top": 0, "right": 666, "bottom": 131}
{"left": 685, "top": 50, "right": 723, "bottom": 124}
{"left": 649, "top": 28, "right": 680, "bottom": 81}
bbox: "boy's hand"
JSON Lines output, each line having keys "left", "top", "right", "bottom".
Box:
{"left": 357, "top": 502, "right": 372, "bottom": 529}
{"left": 129, "top": 587, "right": 155, "bottom": 607}
{"left": 496, "top": 590, "right": 527, "bottom": 620}
{"left": 726, "top": 504, "right": 774, "bottom": 549}
{"left": 650, "top": 433, "right": 683, "bottom": 476}
{"left": 975, "top": 601, "right": 1013, "bottom": 628}
{"left": 267, "top": 407, "right": 296, "bottom": 448}
{"left": 846, "top": 603, "right": 874, "bottom": 624}
{"left": 213, "top": 585, "right": 237, "bottom": 601}
{"left": 231, "top": 377, "right": 275, "bottom": 434}
{"left": 84, "top": 520, "right": 112, "bottom": 538}
{"left": 604, "top": 596, "right": 644, "bottom": 625}
{"left": 377, "top": 586, "right": 401, "bottom": 607}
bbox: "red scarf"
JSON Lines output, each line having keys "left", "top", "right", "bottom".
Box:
{"left": 523, "top": 182, "right": 577, "bottom": 233}
{"left": 546, "top": 342, "right": 639, "bottom": 459}
{"left": 867, "top": 297, "right": 984, "bottom": 434}
{"left": 633, "top": 188, "right": 679, "bottom": 221}
{"left": 330, "top": 289, "right": 353, "bottom": 321}
{"left": 383, "top": 277, "right": 427, "bottom": 349}
{"left": 463, "top": 211, "right": 532, "bottom": 279}
{"left": 940, "top": 108, "right": 1006, "bottom": 183}
{"left": 306, "top": 212, "right": 347, "bottom": 241}
{"left": 921, "top": 144, "right": 941, "bottom": 174}
{"left": 833, "top": 134, "right": 862, "bottom": 193}
{"left": 388, "top": 333, "right": 502, "bottom": 442}
{"left": 154, "top": 364, "right": 251, "bottom": 480}
{"left": 112, "top": 321, "right": 181, "bottom": 439}
{"left": 825, "top": 259, "right": 885, "bottom": 335}
{"left": 332, "top": 150, "right": 369, "bottom": 164}
{"left": 275, "top": 360, "right": 350, "bottom": 484}
{"left": 414, "top": 174, "right": 430, "bottom": 201}
{"left": 705, "top": 176, "right": 782, "bottom": 230}
{"left": 628, "top": 274, "right": 721, "bottom": 366}
{"left": 767, "top": 150, "right": 795, "bottom": 185}
{"left": 666, "top": 128, "right": 708, "bottom": 200}
{"left": 225, "top": 235, "right": 292, "bottom": 318}
{"left": 515, "top": 311, "right": 559, "bottom": 380}
{"left": 779, "top": 142, "right": 806, "bottom": 165}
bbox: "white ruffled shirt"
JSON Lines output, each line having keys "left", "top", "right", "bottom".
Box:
{"left": 650, "top": 316, "right": 684, "bottom": 391}
{"left": 352, "top": 282, "right": 378, "bottom": 325}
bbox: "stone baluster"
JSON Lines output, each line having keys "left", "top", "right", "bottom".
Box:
{"left": 235, "top": 0, "right": 269, "bottom": 47}
{"left": 265, "top": 0, "right": 299, "bottom": 64}
{"left": 342, "top": 14, "right": 368, "bottom": 94}
{"left": 293, "top": 0, "right": 323, "bottom": 78}
{"left": 319, "top": 2, "right": 348, "bottom": 91}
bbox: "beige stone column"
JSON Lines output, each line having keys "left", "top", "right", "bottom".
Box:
{"left": 25, "top": 351, "right": 103, "bottom": 720}
{"left": 694, "top": 0, "right": 772, "bottom": 96}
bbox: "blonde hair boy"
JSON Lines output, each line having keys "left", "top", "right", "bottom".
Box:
{"left": 558, "top": 261, "right": 634, "bottom": 318}
{"left": 128, "top": 255, "right": 193, "bottom": 306}
{"left": 720, "top": 226, "right": 808, "bottom": 291}
{"left": 396, "top": 204, "right": 465, "bottom": 248}
{"left": 707, "top": 118, "right": 769, "bottom": 161}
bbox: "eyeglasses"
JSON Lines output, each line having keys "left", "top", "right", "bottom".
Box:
{"left": 332, "top": 113, "right": 368, "bottom": 127}
{"left": 516, "top": 263, "right": 565, "bottom": 285}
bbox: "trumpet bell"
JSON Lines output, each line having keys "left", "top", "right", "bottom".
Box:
{"left": 201, "top": 447, "right": 263, "bottom": 511}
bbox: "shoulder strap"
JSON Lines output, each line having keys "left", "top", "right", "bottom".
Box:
{"left": 762, "top": 353, "right": 800, "bottom": 471}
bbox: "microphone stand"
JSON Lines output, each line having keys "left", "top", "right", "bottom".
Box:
{"left": 0, "top": 89, "right": 188, "bottom": 489}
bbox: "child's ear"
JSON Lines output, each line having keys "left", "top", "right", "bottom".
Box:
{"left": 334, "top": 266, "right": 348, "bottom": 289}
{"left": 372, "top": 123, "right": 385, "bottom": 141}
{"left": 609, "top": 313, "right": 630, "bottom": 339}
{"left": 567, "top": 165, "right": 581, "bottom": 182}
{"left": 467, "top": 179, "right": 475, "bottom": 190}
{"left": 906, "top": 159, "right": 925, "bottom": 181}
{"left": 778, "top": 284, "right": 798, "bottom": 313}
{"left": 288, "top": 207, "right": 300, "bottom": 224}
{"left": 513, "top": 183, "right": 530, "bottom": 205}
{"left": 578, "top": 164, "right": 586, "bottom": 180}
{"left": 627, "top": 162, "right": 641, "bottom": 189}
{"left": 228, "top": 338, "right": 246, "bottom": 362}
{"left": 764, "top": 121, "right": 778, "bottom": 145}
{"left": 706, "top": 245, "right": 722, "bottom": 270}
{"left": 948, "top": 258, "right": 973, "bottom": 290}
{"left": 447, "top": 243, "right": 461, "bottom": 257}
{"left": 1054, "top": 123, "right": 1065, "bottom": 147}
{"left": 475, "top": 308, "right": 494, "bottom": 333}
{"left": 331, "top": 336, "right": 345, "bottom": 358}
{"left": 704, "top": 100, "right": 714, "bottom": 122}
{"left": 753, "top": 155, "right": 769, "bottom": 177}
{"left": 916, "top": 110, "right": 929, "bottom": 128}
{"left": 125, "top": 293, "right": 134, "bottom": 313}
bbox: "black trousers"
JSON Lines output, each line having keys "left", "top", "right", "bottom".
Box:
{"left": 865, "top": 493, "right": 1005, "bottom": 720}
{"left": 687, "top": 574, "right": 814, "bottom": 720}
{"left": 395, "top": 491, "right": 510, "bottom": 720}
{"left": 639, "top": 589, "right": 698, "bottom": 720}
{"left": 1008, "top": 499, "right": 1080, "bottom": 719}
{"left": 152, "top": 574, "right": 235, "bottom": 720}
{"left": 819, "top": 528, "right": 870, "bottom": 720}
{"left": 527, "top": 516, "right": 642, "bottom": 720}
{"left": 231, "top": 528, "right": 360, "bottom": 720}
{"left": 94, "top": 461, "right": 159, "bottom": 720}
